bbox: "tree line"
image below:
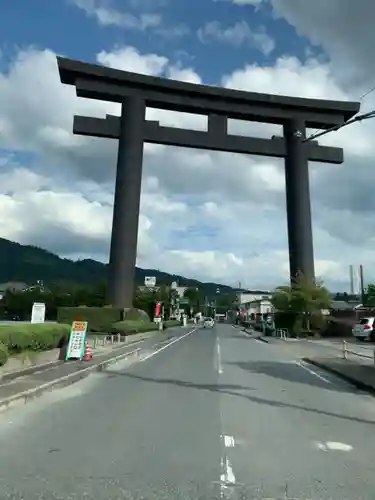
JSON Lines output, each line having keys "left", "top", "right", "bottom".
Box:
{"left": 0, "top": 281, "right": 235, "bottom": 321}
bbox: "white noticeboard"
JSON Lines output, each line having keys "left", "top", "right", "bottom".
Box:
{"left": 144, "top": 276, "right": 156, "bottom": 287}
{"left": 31, "top": 302, "right": 46, "bottom": 324}
{"left": 66, "top": 321, "right": 88, "bottom": 360}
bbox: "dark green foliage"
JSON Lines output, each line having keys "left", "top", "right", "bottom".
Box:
{"left": 0, "top": 237, "right": 234, "bottom": 294}
{"left": 57, "top": 307, "right": 124, "bottom": 332}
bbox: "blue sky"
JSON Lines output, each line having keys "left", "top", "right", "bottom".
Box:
{"left": 0, "top": 0, "right": 321, "bottom": 81}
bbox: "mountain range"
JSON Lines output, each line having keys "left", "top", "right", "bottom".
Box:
{"left": 0, "top": 238, "right": 235, "bottom": 294}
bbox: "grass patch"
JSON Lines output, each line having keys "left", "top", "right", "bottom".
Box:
{"left": 0, "top": 323, "right": 71, "bottom": 362}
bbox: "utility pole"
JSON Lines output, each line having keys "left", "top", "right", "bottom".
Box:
{"left": 359, "top": 264, "right": 365, "bottom": 305}
{"left": 349, "top": 265, "right": 354, "bottom": 295}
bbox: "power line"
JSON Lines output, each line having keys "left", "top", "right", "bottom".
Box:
{"left": 359, "top": 84, "right": 375, "bottom": 101}
{"left": 305, "top": 82, "right": 375, "bottom": 142}
{"left": 303, "top": 108, "right": 375, "bottom": 143}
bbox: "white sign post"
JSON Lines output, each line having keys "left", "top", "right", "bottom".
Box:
{"left": 144, "top": 276, "right": 156, "bottom": 287}
{"left": 66, "top": 321, "right": 88, "bottom": 360}
{"left": 31, "top": 302, "right": 46, "bottom": 324}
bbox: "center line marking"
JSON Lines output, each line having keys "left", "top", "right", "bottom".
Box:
{"left": 217, "top": 339, "right": 223, "bottom": 374}
{"left": 224, "top": 435, "right": 235, "bottom": 447}
{"left": 220, "top": 457, "right": 236, "bottom": 485}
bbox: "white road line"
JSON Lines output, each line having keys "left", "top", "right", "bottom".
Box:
{"left": 296, "top": 360, "right": 332, "bottom": 384}
{"left": 224, "top": 435, "right": 235, "bottom": 447}
{"left": 217, "top": 339, "right": 223, "bottom": 374}
{"left": 220, "top": 457, "right": 236, "bottom": 484}
{"left": 139, "top": 327, "right": 197, "bottom": 362}
{"left": 315, "top": 441, "right": 353, "bottom": 452}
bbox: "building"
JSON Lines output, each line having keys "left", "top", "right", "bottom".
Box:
{"left": 0, "top": 282, "right": 29, "bottom": 301}
{"left": 236, "top": 289, "right": 273, "bottom": 305}
{"left": 246, "top": 299, "right": 274, "bottom": 316}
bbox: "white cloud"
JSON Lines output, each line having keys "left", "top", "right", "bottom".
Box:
{"left": 72, "top": 0, "right": 162, "bottom": 30}
{"left": 198, "top": 20, "right": 275, "bottom": 55}
{"left": 1, "top": 35, "right": 375, "bottom": 291}
{"left": 269, "top": 0, "right": 375, "bottom": 91}
{"left": 219, "top": 0, "right": 263, "bottom": 4}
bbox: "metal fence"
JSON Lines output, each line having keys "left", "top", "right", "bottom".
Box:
{"left": 275, "top": 328, "right": 288, "bottom": 339}
{"left": 341, "top": 340, "right": 375, "bottom": 363}
{"left": 88, "top": 334, "right": 133, "bottom": 349}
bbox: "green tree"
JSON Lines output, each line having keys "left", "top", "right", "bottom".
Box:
{"left": 216, "top": 293, "right": 235, "bottom": 313}
{"left": 184, "top": 287, "right": 201, "bottom": 312}
{"left": 365, "top": 284, "right": 375, "bottom": 306}
{"left": 271, "top": 273, "right": 331, "bottom": 333}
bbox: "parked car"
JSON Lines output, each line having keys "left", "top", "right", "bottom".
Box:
{"left": 352, "top": 317, "right": 375, "bottom": 341}
{"left": 203, "top": 317, "right": 214, "bottom": 328}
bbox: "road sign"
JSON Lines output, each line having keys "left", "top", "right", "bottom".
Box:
{"left": 144, "top": 276, "right": 156, "bottom": 287}
{"left": 31, "top": 302, "right": 46, "bottom": 324}
{"left": 179, "top": 297, "right": 189, "bottom": 305}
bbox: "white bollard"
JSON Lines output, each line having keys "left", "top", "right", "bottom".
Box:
{"left": 342, "top": 340, "right": 347, "bottom": 360}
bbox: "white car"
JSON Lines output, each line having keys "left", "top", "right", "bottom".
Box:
{"left": 352, "top": 317, "right": 375, "bottom": 341}
{"left": 203, "top": 317, "right": 214, "bottom": 328}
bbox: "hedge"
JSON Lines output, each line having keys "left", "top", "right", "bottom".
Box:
{"left": 0, "top": 323, "right": 71, "bottom": 366}
{"left": 321, "top": 317, "right": 353, "bottom": 338}
{"left": 109, "top": 318, "right": 181, "bottom": 335}
{"left": 164, "top": 319, "right": 181, "bottom": 328}
{"left": 111, "top": 320, "right": 158, "bottom": 334}
{"left": 57, "top": 307, "right": 152, "bottom": 333}
{"left": 253, "top": 323, "right": 274, "bottom": 336}
{"left": 57, "top": 307, "right": 124, "bottom": 332}
{"left": 0, "top": 342, "right": 8, "bottom": 366}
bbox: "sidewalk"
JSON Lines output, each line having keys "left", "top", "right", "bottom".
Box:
{"left": 0, "top": 327, "right": 181, "bottom": 412}
{"left": 261, "top": 335, "right": 375, "bottom": 394}
{"left": 304, "top": 357, "right": 375, "bottom": 394}
{"left": 0, "top": 328, "right": 161, "bottom": 381}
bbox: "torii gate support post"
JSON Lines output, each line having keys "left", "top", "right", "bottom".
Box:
{"left": 284, "top": 118, "right": 315, "bottom": 283}
{"left": 107, "top": 97, "right": 146, "bottom": 308}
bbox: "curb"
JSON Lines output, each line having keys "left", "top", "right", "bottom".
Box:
{"left": 302, "top": 357, "right": 375, "bottom": 396}
{"left": 0, "top": 330, "right": 159, "bottom": 384}
{"left": 255, "top": 336, "right": 269, "bottom": 343}
{"left": 0, "top": 347, "right": 141, "bottom": 414}
{"left": 0, "top": 359, "right": 63, "bottom": 383}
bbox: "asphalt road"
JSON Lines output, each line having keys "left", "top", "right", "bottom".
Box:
{"left": 1, "top": 324, "right": 375, "bottom": 499}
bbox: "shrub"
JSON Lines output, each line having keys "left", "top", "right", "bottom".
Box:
{"left": 321, "top": 317, "right": 353, "bottom": 338}
{"left": 57, "top": 307, "right": 123, "bottom": 332}
{"left": 164, "top": 319, "right": 180, "bottom": 328}
{"left": 0, "top": 342, "right": 8, "bottom": 366}
{"left": 274, "top": 311, "right": 297, "bottom": 331}
{"left": 123, "top": 308, "right": 150, "bottom": 322}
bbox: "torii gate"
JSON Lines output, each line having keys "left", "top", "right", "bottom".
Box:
{"left": 57, "top": 56, "right": 360, "bottom": 308}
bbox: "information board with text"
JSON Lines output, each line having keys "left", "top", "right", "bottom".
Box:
{"left": 66, "top": 321, "right": 88, "bottom": 360}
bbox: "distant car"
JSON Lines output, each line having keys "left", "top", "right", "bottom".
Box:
{"left": 203, "top": 317, "right": 214, "bottom": 328}
{"left": 352, "top": 317, "right": 375, "bottom": 341}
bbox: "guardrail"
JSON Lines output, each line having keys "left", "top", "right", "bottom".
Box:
{"left": 275, "top": 328, "right": 288, "bottom": 339}
{"left": 89, "top": 334, "right": 126, "bottom": 348}
{"left": 342, "top": 340, "right": 375, "bottom": 363}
